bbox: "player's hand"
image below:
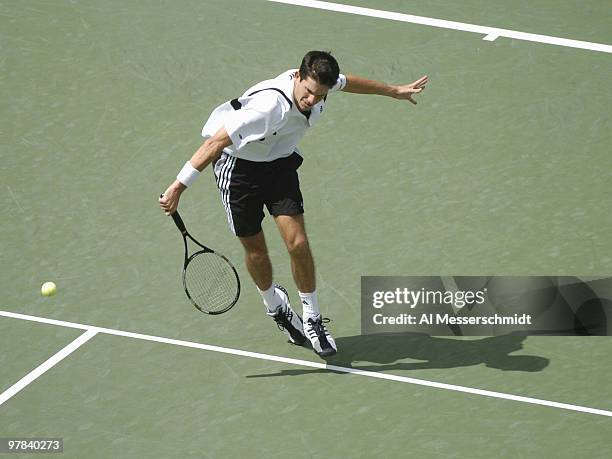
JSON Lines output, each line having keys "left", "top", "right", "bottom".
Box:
{"left": 159, "top": 181, "right": 185, "bottom": 216}
{"left": 394, "top": 75, "right": 428, "bottom": 105}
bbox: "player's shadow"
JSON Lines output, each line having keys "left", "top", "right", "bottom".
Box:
{"left": 246, "top": 333, "right": 549, "bottom": 378}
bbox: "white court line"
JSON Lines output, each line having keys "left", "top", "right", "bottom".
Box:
{"left": 1, "top": 309, "right": 611, "bottom": 417}
{"left": 266, "top": 0, "right": 612, "bottom": 54}
{"left": 0, "top": 328, "right": 98, "bottom": 407}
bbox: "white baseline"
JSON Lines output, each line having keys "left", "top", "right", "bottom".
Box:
{"left": 266, "top": 0, "right": 612, "bottom": 54}
{"left": 1, "top": 309, "right": 611, "bottom": 417}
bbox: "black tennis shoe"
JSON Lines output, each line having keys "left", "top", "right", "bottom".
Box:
{"left": 266, "top": 285, "right": 306, "bottom": 346}
{"left": 304, "top": 316, "right": 337, "bottom": 357}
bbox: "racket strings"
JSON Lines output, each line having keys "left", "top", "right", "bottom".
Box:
{"left": 184, "top": 252, "right": 239, "bottom": 313}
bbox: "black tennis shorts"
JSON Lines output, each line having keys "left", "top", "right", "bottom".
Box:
{"left": 213, "top": 152, "right": 304, "bottom": 237}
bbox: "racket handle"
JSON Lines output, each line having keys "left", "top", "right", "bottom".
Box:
{"left": 171, "top": 210, "right": 187, "bottom": 234}
{"left": 160, "top": 193, "right": 188, "bottom": 234}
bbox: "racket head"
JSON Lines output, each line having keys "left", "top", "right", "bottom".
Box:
{"left": 182, "top": 250, "right": 241, "bottom": 315}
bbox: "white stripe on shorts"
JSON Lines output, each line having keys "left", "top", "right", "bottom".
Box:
{"left": 215, "top": 154, "right": 237, "bottom": 235}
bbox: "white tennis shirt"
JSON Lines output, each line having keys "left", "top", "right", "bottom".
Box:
{"left": 201, "top": 69, "right": 346, "bottom": 162}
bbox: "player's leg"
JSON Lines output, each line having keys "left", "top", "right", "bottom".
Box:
{"left": 274, "top": 214, "right": 336, "bottom": 356}
{"left": 214, "top": 153, "right": 271, "bottom": 292}
{"left": 238, "top": 231, "right": 272, "bottom": 291}
{"left": 266, "top": 153, "right": 337, "bottom": 356}
{"left": 273, "top": 214, "right": 315, "bottom": 294}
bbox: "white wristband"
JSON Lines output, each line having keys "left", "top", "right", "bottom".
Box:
{"left": 176, "top": 161, "right": 200, "bottom": 187}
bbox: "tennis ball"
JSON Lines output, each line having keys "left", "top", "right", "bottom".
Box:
{"left": 41, "top": 281, "right": 57, "bottom": 297}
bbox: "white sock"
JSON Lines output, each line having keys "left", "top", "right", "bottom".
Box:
{"left": 299, "top": 290, "right": 320, "bottom": 321}
{"left": 258, "top": 284, "right": 281, "bottom": 312}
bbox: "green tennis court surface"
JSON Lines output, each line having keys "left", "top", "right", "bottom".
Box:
{"left": 1, "top": 0, "right": 611, "bottom": 457}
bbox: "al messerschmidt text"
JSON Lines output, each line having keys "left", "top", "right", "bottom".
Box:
{"left": 372, "top": 313, "right": 532, "bottom": 326}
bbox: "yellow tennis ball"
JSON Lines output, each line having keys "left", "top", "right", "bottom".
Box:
{"left": 41, "top": 281, "right": 57, "bottom": 297}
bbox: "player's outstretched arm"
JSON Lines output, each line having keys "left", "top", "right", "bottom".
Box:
{"left": 159, "top": 127, "right": 232, "bottom": 215}
{"left": 343, "top": 74, "right": 428, "bottom": 105}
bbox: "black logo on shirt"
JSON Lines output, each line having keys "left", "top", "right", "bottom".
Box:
{"left": 258, "top": 132, "right": 277, "bottom": 142}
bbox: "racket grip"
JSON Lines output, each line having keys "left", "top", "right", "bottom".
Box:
{"left": 171, "top": 210, "right": 187, "bottom": 233}
{"left": 160, "top": 193, "right": 187, "bottom": 233}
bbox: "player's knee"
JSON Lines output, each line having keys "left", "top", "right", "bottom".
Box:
{"left": 286, "top": 236, "right": 310, "bottom": 258}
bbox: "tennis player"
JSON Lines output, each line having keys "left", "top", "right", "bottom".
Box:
{"left": 160, "top": 51, "right": 427, "bottom": 357}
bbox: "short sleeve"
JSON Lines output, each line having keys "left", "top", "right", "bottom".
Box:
{"left": 224, "top": 93, "right": 289, "bottom": 150}
{"left": 329, "top": 73, "right": 347, "bottom": 92}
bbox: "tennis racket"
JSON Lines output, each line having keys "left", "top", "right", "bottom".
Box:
{"left": 168, "top": 208, "right": 240, "bottom": 315}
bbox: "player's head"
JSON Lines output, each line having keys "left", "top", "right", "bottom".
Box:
{"left": 294, "top": 51, "right": 339, "bottom": 112}
{"left": 298, "top": 50, "right": 340, "bottom": 88}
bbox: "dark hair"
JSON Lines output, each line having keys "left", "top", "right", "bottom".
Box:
{"left": 298, "top": 50, "right": 340, "bottom": 88}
